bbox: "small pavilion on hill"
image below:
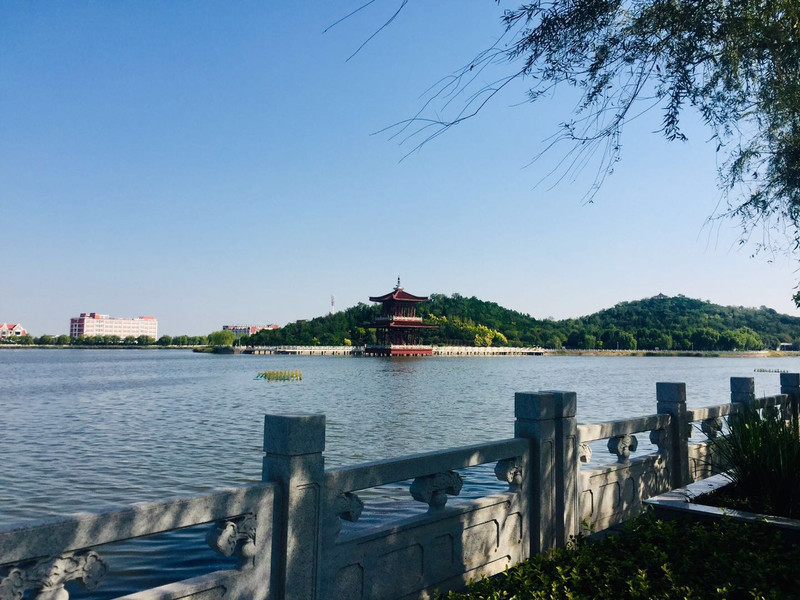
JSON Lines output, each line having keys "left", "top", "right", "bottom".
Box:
{"left": 365, "top": 279, "right": 438, "bottom": 356}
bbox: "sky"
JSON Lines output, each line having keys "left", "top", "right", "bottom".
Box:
{"left": 2, "top": 1, "right": 799, "bottom": 336}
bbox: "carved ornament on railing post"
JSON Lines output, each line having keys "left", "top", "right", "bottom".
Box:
{"left": 410, "top": 471, "right": 463, "bottom": 511}
{"left": 700, "top": 417, "right": 723, "bottom": 439}
{"left": 781, "top": 401, "right": 792, "bottom": 421}
{"left": 607, "top": 434, "right": 638, "bottom": 463}
{"left": 327, "top": 492, "right": 364, "bottom": 538}
{"left": 578, "top": 443, "right": 593, "bottom": 464}
{"left": 0, "top": 550, "right": 108, "bottom": 600}
{"left": 206, "top": 514, "right": 257, "bottom": 567}
{"left": 649, "top": 428, "right": 667, "bottom": 453}
{"left": 494, "top": 458, "right": 523, "bottom": 490}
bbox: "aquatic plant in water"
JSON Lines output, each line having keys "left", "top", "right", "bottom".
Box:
{"left": 255, "top": 369, "right": 302, "bottom": 382}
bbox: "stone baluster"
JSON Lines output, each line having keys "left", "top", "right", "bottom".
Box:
{"left": 0, "top": 551, "right": 107, "bottom": 600}
{"left": 495, "top": 458, "right": 523, "bottom": 490}
{"left": 700, "top": 417, "right": 723, "bottom": 440}
{"left": 410, "top": 471, "right": 463, "bottom": 512}
{"left": 607, "top": 434, "right": 638, "bottom": 463}
{"left": 649, "top": 427, "right": 667, "bottom": 454}
{"left": 206, "top": 514, "right": 257, "bottom": 567}
{"left": 262, "top": 413, "right": 325, "bottom": 600}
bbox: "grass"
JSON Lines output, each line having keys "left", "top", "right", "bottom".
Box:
{"left": 436, "top": 510, "right": 800, "bottom": 599}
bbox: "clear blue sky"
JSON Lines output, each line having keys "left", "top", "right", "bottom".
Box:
{"left": 3, "top": 2, "right": 798, "bottom": 336}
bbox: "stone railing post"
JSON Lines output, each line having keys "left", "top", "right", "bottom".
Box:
{"left": 780, "top": 373, "right": 800, "bottom": 431}
{"left": 656, "top": 382, "right": 690, "bottom": 489}
{"left": 549, "top": 391, "right": 579, "bottom": 547}
{"left": 262, "top": 413, "right": 325, "bottom": 600}
{"left": 514, "top": 391, "right": 577, "bottom": 555}
{"left": 730, "top": 377, "right": 755, "bottom": 409}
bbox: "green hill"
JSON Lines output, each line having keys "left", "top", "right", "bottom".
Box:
{"left": 244, "top": 293, "right": 800, "bottom": 351}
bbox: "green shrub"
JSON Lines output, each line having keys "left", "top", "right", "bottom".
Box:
{"left": 710, "top": 405, "right": 800, "bottom": 518}
{"left": 437, "top": 510, "right": 800, "bottom": 599}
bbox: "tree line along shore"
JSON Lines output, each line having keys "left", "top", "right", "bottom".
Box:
{"left": 7, "top": 294, "right": 800, "bottom": 352}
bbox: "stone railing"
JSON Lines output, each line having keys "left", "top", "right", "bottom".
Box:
{"left": 2, "top": 374, "right": 798, "bottom": 600}
{"left": 0, "top": 484, "right": 277, "bottom": 600}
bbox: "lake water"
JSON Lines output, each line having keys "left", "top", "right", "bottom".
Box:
{"left": 1, "top": 349, "right": 796, "bottom": 596}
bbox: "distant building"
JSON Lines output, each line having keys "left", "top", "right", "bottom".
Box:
{"left": 70, "top": 313, "right": 158, "bottom": 339}
{"left": 0, "top": 323, "right": 27, "bottom": 339}
{"left": 222, "top": 324, "right": 280, "bottom": 338}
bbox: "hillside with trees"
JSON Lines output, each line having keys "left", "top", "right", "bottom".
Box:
{"left": 243, "top": 293, "right": 800, "bottom": 352}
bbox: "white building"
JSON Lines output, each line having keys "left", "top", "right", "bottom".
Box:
{"left": 0, "top": 323, "right": 27, "bottom": 339}
{"left": 70, "top": 313, "right": 158, "bottom": 339}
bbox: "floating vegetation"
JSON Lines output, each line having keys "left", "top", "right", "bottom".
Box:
{"left": 255, "top": 369, "right": 302, "bottom": 381}
{"left": 754, "top": 368, "right": 788, "bottom": 373}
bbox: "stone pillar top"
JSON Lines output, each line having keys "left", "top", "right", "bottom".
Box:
{"left": 515, "top": 391, "right": 577, "bottom": 420}
{"left": 780, "top": 372, "right": 800, "bottom": 388}
{"left": 541, "top": 390, "right": 577, "bottom": 417}
{"left": 263, "top": 413, "right": 325, "bottom": 456}
{"left": 656, "top": 382, "right": 686, "bottom": 405}
{"left": 730, "top": 377, "right": 755, "bottom": 405}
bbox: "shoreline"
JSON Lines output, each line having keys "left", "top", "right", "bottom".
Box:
{"left": 0, "top": 344, "right": 796, "bottom": 359}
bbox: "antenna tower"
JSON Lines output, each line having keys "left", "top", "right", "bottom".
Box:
{"left": 330, "top": 294, "right": 335, "bottom": 315}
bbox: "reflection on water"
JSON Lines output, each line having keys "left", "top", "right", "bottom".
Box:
{"left": 1, "top": 349, "right": 795, "bottom": 596}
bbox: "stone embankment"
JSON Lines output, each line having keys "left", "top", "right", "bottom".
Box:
{"left": 244, "top": 345, "right": 545, "bottom": 356}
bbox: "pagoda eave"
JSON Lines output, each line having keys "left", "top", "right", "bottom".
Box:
{"left": 374, "top": 322, "right": 438, "bottom": 329}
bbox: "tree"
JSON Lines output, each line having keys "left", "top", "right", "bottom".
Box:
{"left": 389, "top": 1, "right": 800, "bottom": 262}
{"left": 690, "top": 327, "right": 720, "bottom": 351}
{"left": 207, "top": 330, "right": 236, "bottom": 347}
{"left": 157, "top": 335, "right": 173, "bottom": 346}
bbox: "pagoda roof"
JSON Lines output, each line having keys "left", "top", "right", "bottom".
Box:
{"left": 369, "top": 287, "right": 429, "bottom": 303}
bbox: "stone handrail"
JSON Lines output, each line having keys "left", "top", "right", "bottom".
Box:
{"left": 686, "top": 404, "right": 738, "bottom": 421}
{"left": 0, "top": 483, "right": 277, "bottom": 600}
{"left": 578, "top": 413, "right": 671, "bottom": 443}
{"left": 326, "top": 438, "right": 528, "bottom": 494}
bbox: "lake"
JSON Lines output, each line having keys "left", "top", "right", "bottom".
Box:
{"left": 1, "top": 349, "right": 796, "bottom": 597}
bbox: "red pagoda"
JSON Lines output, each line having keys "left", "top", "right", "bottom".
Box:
{"left": 365, "top": 279, "right": 438, "bottom": 356}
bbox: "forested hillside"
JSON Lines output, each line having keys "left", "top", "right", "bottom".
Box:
{"left": 243, "top": 294, "right": 800, "bottom": 351}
